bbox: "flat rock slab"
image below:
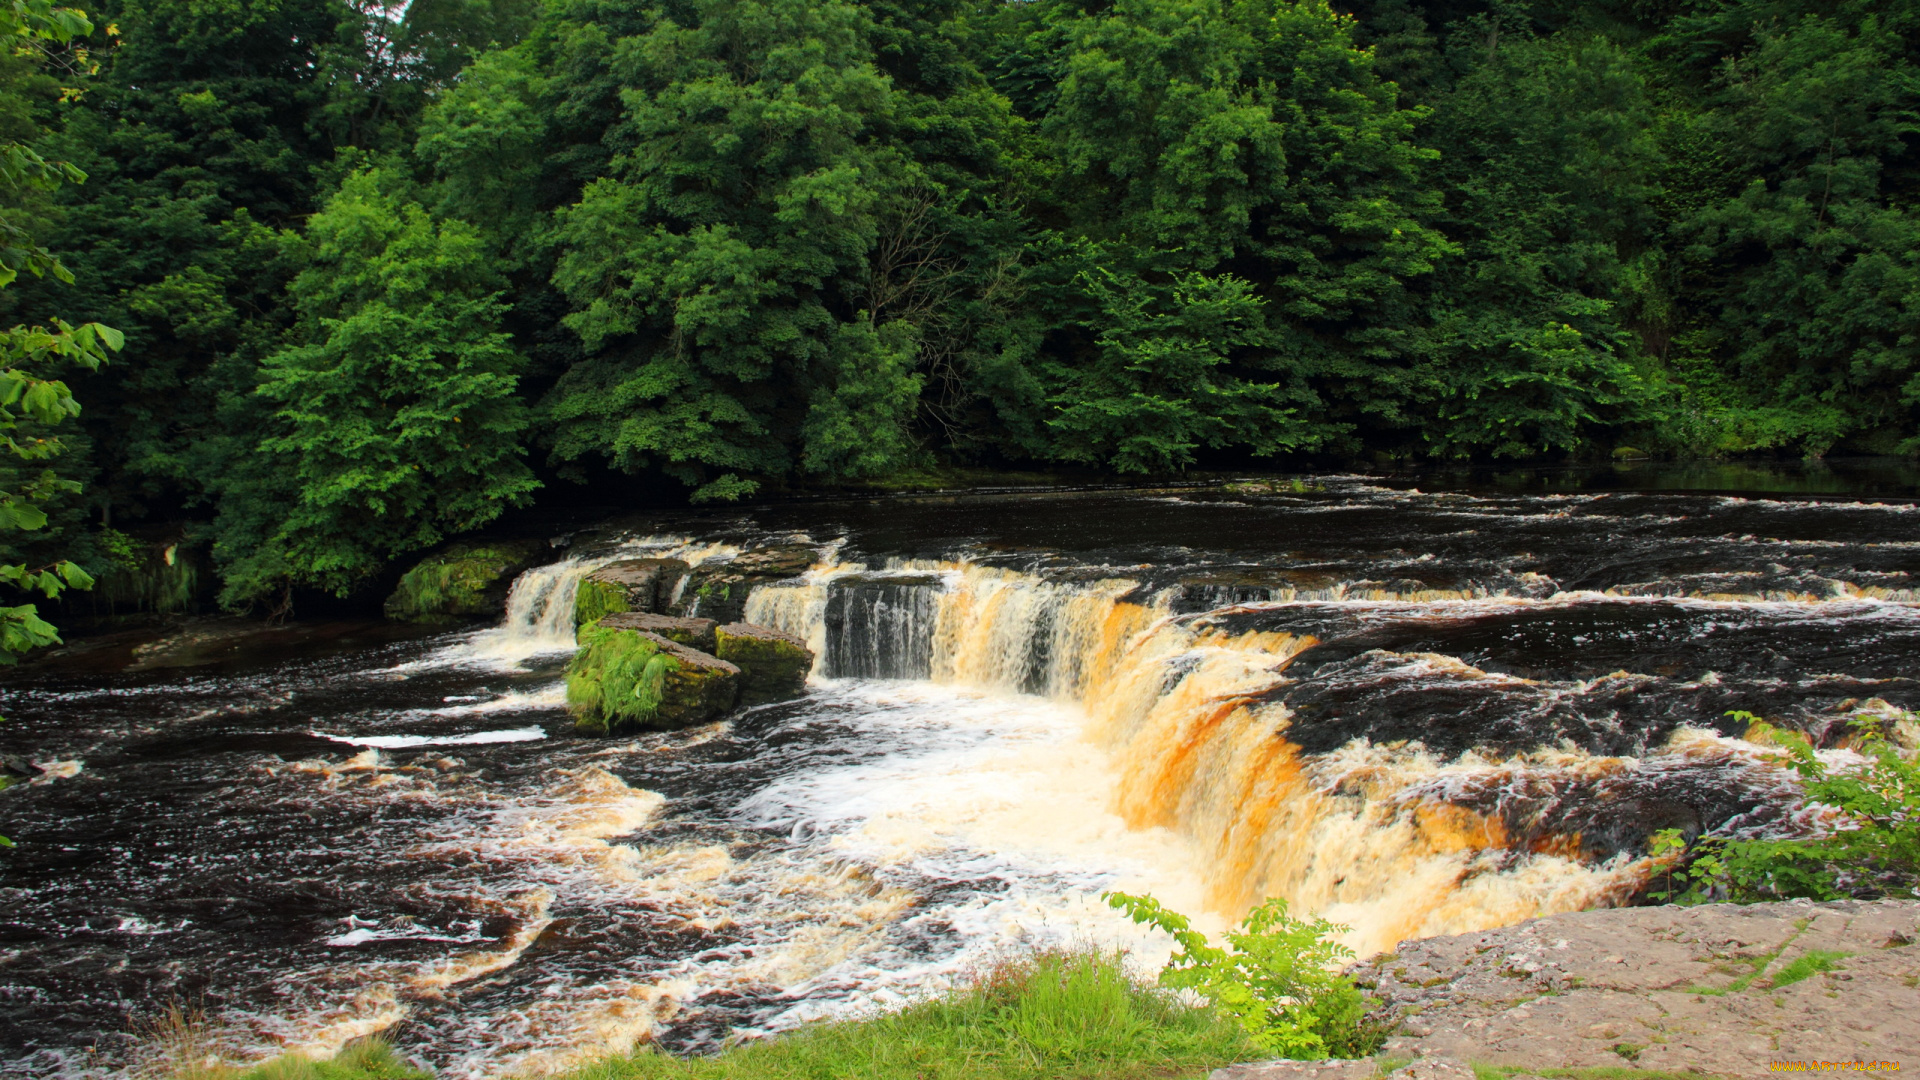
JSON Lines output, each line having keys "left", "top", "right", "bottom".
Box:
{"left": 576, "top": 558, "right": 690, "bottom": 621}
{"left": 1212, "top": 1058, "right": 1385, "bottom": 1080}
{"left": 596, "top": 611, "right": 718, "bottom": 652}
{"left": 1346, "top": 898, "right": 1920, "bottom": 1071}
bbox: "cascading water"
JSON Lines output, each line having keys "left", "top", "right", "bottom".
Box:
{"left": 3, "top": 471, "right": 1916, "bottom": 1077}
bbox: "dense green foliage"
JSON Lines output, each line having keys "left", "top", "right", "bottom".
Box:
{"left": 0, "top": 0, "right": 121, "bottom": 690}
{"left": 5, "top": 0, "right": 1920, "bottom": 608}
{"left": 1106, "top": 891, "right": 1379, "bottom": 1059}
{"left": 1650, "top": 711, "right": 1920, "bottom": 904}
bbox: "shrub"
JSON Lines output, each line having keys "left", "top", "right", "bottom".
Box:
{"left": 1650, "top": 711, "right": 1920, "bottom": 903}
{"left": 1104, "top": 892, "right": 1380, "bottom": 1059}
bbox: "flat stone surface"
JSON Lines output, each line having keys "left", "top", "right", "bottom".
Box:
{"left": 1347, "top": 899, "right": 1920, "bottom": 1070}
{"left": 597, "top": 611, "right": 718, "bottom": 651}
{"left": 1210, "top": 1057, "right": 1383, "bottom": 1080}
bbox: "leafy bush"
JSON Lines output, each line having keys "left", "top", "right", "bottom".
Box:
{"left": 1650, "top": 711, "right": 1920, "bottom": 903}
{"left": 1104, "top": 892, "right": 1379, "bottom": 1059}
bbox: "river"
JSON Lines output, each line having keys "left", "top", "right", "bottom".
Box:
{"left": 3, "top": 464, "right": 1917, "bottom": 1076}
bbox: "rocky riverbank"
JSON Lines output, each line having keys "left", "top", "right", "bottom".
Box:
{"left": 1221, "top": 899, "right": 1919, "bottom": 1079}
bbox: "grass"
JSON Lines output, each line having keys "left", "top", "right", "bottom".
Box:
{"left": 1766, "top": 950, "right": 1850, "bottom": 989}
{"left": 1689, "top": 918, "right": 1808, "bottom": 996}
{"left": 169, "top": 950, "right": 1271, "bottom": 1080}
{"left": 568, "top": 949, "right": 1262, "bottom": 1079}
{"left": 138, "top": 1003, "right": 426, "bottom": 1080}
{"left": 153, "top": 949, "right": 1274, "bottom": 1076}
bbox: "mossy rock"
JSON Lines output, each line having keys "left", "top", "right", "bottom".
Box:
{"left": 714, "top": 622, "right": 814, "bottom": 705}
{"left": 384, "top": 540, "right": 552, "bottom": 624}
{"left": 674, "top": 544, "right": 819, "bottom": 622}
{"left": 567, "top": 624, "right": 741, "bottom": 735}
{"left": 573, "top": 558, "right": 691, "bottom": 627}
{"left": 594, "top": 611, "right": 718, "bottom": 652}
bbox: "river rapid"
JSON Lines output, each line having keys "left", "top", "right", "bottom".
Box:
{"left": 3, "top": 466, "right": 1918, "bottom": 1076}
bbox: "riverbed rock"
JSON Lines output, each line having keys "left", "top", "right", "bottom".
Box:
{"left": 1335, "top": 898, "right": 1920, "bottom": 1073}
{"left": 566, "top": 625, "right": 740, "bottom": 735}
{"left": 384, "top": 539, "right": 552, "bottom": 623}
{"left": 593, "top": 611, "right": 718, "bottom": 652}
{"left": 714, "top": 622, "right": 813, "bottom": 704}
{"left": 573, "top": 558, "right": 691, "bottom": 627}
{"left": 673, "top": 543, "right": 819, "bottom": 622}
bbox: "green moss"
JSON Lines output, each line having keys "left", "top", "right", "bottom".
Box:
{"left": 567, "top": 624, "right": 740, "bottom": 733}
{"left": 714, "top": 623, "right": 813, "bottom": 705}
{"left": 567, "top": 623, "right": 680, "bottom": 734}
{"left": 574, "top": 577, "right": 630, "bottom": 629}
{"left": 384, "top": 541, "right": 545, "bottom": 623}
{"left": 1768, "top": 950, "right": 1850, "bottom": 989}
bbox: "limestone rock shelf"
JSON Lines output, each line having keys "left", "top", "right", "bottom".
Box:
{"left": 1217, "top": 898, "right": 1920, "bottom": 1079}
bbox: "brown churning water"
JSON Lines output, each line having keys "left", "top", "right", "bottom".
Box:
{"left": 2, "top": 469, "right": 1917, "bottom": 1077}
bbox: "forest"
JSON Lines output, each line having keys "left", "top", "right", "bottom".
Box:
{"left": 0, "top": 0, "right": 1916, "bottom": 630}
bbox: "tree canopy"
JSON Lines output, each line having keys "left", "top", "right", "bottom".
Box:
{"left": 4, "top": 0, "right": 1918, "bottom": 609}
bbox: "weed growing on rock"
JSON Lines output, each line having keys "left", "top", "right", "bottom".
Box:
{"left": 1104, "top": 891, "right": 1382, "bottom": 1059}
{"left": 1650, "top": 711, "right": 1920, "bottom": 903}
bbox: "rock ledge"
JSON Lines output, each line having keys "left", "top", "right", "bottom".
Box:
{"left": 1217, "top": 899, "right": 1919, "bottom": 1079}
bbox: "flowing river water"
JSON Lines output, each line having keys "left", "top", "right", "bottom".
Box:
{"left": 3, "top": 468, "right": 1918, "bottom": 1076}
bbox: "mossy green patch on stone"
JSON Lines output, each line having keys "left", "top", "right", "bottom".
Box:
{"left": 573, "top": 577, "right": 630, "bottom": 629}
{"left": 567, "top": 624, "right": 740, "bottom": 734}
{"left": 573, "top": 558, "right": 691, "bottom": 630}
{"left": 714, "top": 622, "right": 813, "bottom": 705}
{"left": 385, "top": 540, "right": 549, "bottom": 623}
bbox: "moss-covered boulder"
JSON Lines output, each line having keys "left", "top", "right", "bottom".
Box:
{"left": 573, "top": 558, "right": 691, "bottom": 627}
{"left": 674, "top": 544, "right": 819, "bottom": 622}
{"left": 567, "top": 624, "right": 741, "bottom": 735}
{"left": 714, "top": 622, "right": 814, "bottom": 705}
{"left": 384, "top": 539, "right": 552, "bottom": 623}
{"left": 594, "top": 611, "right": 717, "bottom": 651}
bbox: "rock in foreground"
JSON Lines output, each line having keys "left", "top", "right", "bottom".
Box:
{"left": 566, "top": 615, "right": 814, "bottom": 734}
{"left": 567, "top": 626, "right": 742, "bottom": 735}
{"left": 1217, "top": 899, "right": 1918, "bottom": 1079}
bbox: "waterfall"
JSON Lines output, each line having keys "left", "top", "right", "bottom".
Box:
{"left": 733, "top": 560, "right": 1742, "bottom": 954}
{"left": 452, "top": 537, "right": 743, "bottom": 667}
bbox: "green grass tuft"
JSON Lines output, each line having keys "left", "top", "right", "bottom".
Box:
{"left": 1768, "top": 950, "right": 1850, "bottom": 989}
{"left": 560, "top": 949, "right": 1260, "bottom": 1080}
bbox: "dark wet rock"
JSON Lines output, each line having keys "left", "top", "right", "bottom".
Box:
{"left": 0, "top": 755, "right": 39, "bottom": 779}
{"left": 820, "top": 574, "right": 942, "bottom": 680}
{"left": 1346, "top": 899, "right": 1920, "bottom": 1072}
{"left": 713, "top": 623, "right": 814, "bottom": 705}
{"left": 573, "top": 558, "right": 690, "bottom": 626}
{"left": 384, "top": 540, "right": 553, "bottom": 623}
{"left": 566, "top": 625, "right": 740, "bottom": 735}
{"left": 674, "top": 544, "right": 819, "bottom": 623}
{"left": 594, "top": 611, "right": 718, "bottom": 653}
{"left": 729, "top": 544, "right": 818, "bottom": 577}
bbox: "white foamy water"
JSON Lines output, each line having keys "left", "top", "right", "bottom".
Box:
{"left": 314, "top": 726, "right": 548, "bottom": 749}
